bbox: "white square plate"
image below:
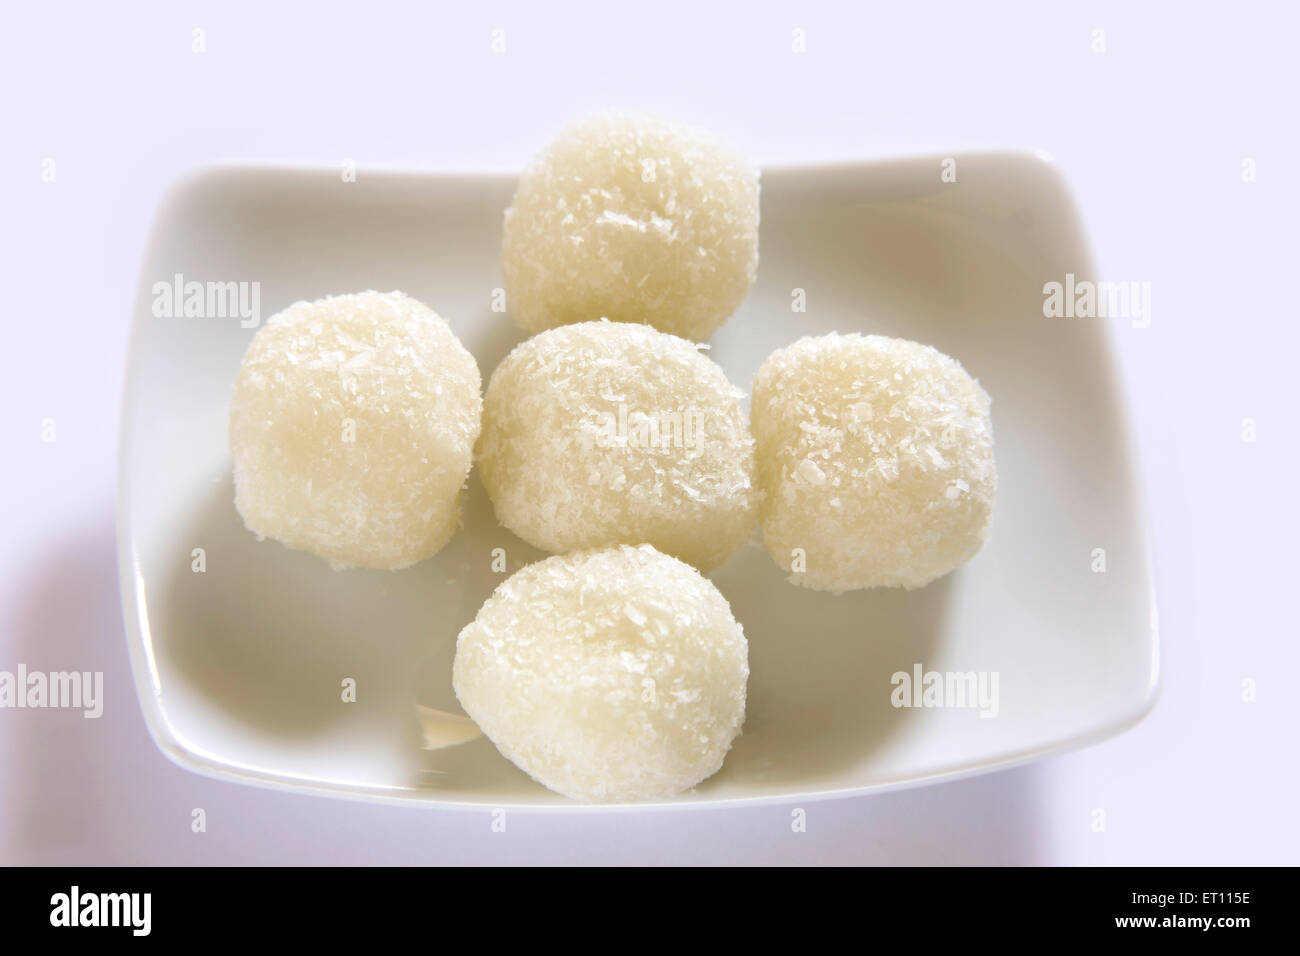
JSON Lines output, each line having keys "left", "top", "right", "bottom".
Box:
{"left": 117, "top": 154, "right": 1158, "bottom": 809}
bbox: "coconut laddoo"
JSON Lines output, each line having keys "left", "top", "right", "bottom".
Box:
{"left": 751, "top": 332, "right": 996, "bottom": 591}
{"left": 229, "top": 290, "right": 482, "bottom": 570}
{"left": 477, "top": 320, "right": 758, "bottom": 571}
{"left": 501, "top": 111, "right": 760, "bottom": 341}
{"left": 452, "top": 544, "right": 749, "bottom": 802}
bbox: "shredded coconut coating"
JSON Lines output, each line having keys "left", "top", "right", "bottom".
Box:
{"left": 752, "top": 333, "right": 996, "bottom": 591}
{"left": 229, "top": 291, "right": 482, "bottom": 570}
{"left": 453, "top": 544, "right": 748, "bottom": 802}
{"left": 477, "top": 320, "right": 758, "bottom": 571}
{"left": 501, "top": 111, "right": 760, "bottom": 341}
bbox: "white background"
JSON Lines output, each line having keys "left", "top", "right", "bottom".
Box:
{"left": 2, "top": 0, "right": 1296, "bottom": 864}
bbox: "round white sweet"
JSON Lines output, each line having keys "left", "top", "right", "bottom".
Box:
{"left": 229, "top": 290, "right": 482, "bottom": 570}
{"left": 501, "top": 111, "right": 760, "bottom": 341}
{"left": 477, "top": 320, "right": 758, "bottom": 571}
{"left": 452, "top": 544, "right": 749, "bottom": 802}
{"left": 751, "top": 333, "right": 996, "bottom": 591}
